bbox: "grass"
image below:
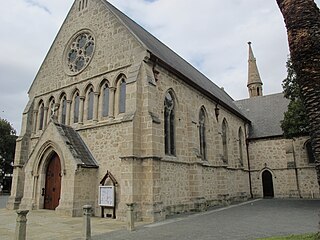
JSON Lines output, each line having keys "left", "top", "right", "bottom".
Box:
{"left": 257, "top": 233, "right": 319, "bottom": 240}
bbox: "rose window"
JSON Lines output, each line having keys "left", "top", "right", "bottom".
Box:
{"left": 66, "top": 32, "right": 95, "bottom": 74}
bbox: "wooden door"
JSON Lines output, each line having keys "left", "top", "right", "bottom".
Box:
{"left": 262, "top": 170, "right": 274, "bottom": 198}
{"left": 44, "top": 153, "right": 61, "bottom": 210}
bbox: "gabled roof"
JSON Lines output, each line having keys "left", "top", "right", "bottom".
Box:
{"left": 103, "top": 1, "right": 248, "bottom": 121}
{"left": 55, "top": 123, "right": 98, "bottom": 168}
{"left": 235, "top": 93, "right": 289, "bottom": 139}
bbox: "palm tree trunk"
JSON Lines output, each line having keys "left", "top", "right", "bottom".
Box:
{"left": 276, "top": 0, "right": 320, "bottom": 187}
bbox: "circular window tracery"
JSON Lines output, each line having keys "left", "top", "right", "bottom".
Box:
{"left": 65, "top": 31, "right": 95, "bottom": 74}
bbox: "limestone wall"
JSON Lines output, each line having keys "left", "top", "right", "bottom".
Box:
{"left": 249, "top": 136, "right": 319, "bottom": 198}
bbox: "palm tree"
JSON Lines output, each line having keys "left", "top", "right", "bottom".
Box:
{"left": 276, "top": 0, "right": 320, "bottom": 189}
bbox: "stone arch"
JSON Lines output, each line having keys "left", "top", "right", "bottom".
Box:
{"left": 304, "top": 139, "right": 315, "bottom": 164}
{"left": 199, "top": 106, "right": 207, "bottom": 160}
{"left": 198, "top": 105, "right": 209, "bottom": 124}
{"left": 260, "top": 169, "right": 275, "bottom": 198}
{"left": 71, "top": 88, "right": 81, "bottom": 124}
{"left": 30, "top": 141, "right": 66, "bottom": 209}
{"left": 164, "top": 89, "right": 177, "bottom": 156}
{"left": 258, "top": 167, "right": 276, "bottom": 179}
{"left": 84, "top": 84, "right": 95, "bottom": 121}
{"left": 221, "top": 118, "right": 229, "bottom": 163}
{"left": 33, "top": 141, "right": 66, "bottom": 176}
{"left": 58, "top": 92, "right": 67, "bottom": 124}
{"left": 43, "top": 96, "right": 55, "bottom": 126}
{"left": 99, "top": 79, "right": 110, "bottom": 119}
{"left": 114, "top": 74, "right": 127, "bottom": 115}
{"left": 163, "top": 88, "right": 179, "bottom": 107}
{"left": 36, "top": 99, "right": 45, "bottom": 131}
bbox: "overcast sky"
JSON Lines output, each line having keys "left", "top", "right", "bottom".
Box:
{"left": 1, "top": 0, "right": 319, "bottom": 133}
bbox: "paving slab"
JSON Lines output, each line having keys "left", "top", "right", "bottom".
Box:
{"left": 0, "top": 208, "right": 127, "bottom": 240}
{"left": 0, "top": 197, "right": 319, "bottom": 240}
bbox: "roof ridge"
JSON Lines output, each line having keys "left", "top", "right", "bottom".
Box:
{"left": 102, "top": 0, "right": 247, "bottom": 120}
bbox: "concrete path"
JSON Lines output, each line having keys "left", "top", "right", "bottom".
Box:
{"left": 0, "top": 196, "right": 319, "bottom": 240}
{"left": 94, "top": 199, "right": 320, "bottom": 240}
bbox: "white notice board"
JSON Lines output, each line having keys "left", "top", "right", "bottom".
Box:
{"left": 99, "top": 186, "right": 115, "bottom": 207}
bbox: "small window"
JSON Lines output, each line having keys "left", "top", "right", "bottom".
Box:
{"left": 199, "top": 108, "right": 206, "bottom": 160}
{"left": 164, "top": 91, "right": 175, "bottom": 156}
{"left": 38, "top": 102, "right": 44, "bottom": 130}
{"left": 61, "top": 97, "right": 67, "bottom": 124}
{"left": 73, "top": 93, "right": 80, "bottom": 123}
{"left": 102, "top": 84, "right": 109, "bottom": 117}
{"left": 87, "top": 88, "right": 94, "bottom": 120}
{"left": 48, "top": 98, "right": 55, "bottom": 120}
{"left": 119, "top": 79, "right": 126, "bottom": 114}
{"left": 222, "top": 119, "right": 228, "bottom": 163}
{"left": 306, "top": 141, "right": 315, "bottom": 164}
{"left": 238, "top": 127, "right": 244, "bottom": 165}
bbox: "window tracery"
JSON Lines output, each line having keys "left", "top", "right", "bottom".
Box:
{"left": 222, "top": 119, "right": 228, "bottom": 163}
{"left": 199, "top": 108, "right": 206, "bottom": 160}
{"left": 164, "top": 91, "right": 175, "bottom": 156}
{"left": 66, "top": 31, "right": 95, "bottom": 75}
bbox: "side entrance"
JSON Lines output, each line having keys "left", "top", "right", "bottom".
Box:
{"left": 262, "top": 170, "right": 274, "bottom": 198}
{"left": 44, "top": 153, "right": 61, "bottom": 210}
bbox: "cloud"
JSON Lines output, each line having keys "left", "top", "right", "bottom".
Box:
{"left": 1, "top": 0, "right": 320, "bottom": 133}
{"left": 24, "top": 0, "right": 51, "bottom": 14}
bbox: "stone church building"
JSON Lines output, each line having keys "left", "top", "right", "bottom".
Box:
{"left": 7, "top": 0, "right": 319, "bottom": 222}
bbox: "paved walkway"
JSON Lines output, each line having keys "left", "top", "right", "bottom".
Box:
{"left": 0, "top": 196, "right": 319, "bottom": 240}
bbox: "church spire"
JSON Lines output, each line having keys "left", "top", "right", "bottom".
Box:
{"left": 247, "top": 42, "right": 263, "bottom": 98}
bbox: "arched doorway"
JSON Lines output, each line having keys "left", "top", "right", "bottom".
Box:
{"left": 262, "top": 170, "right": 274, "bottom": 198}
{"left": 44, "top": 153, "right": 61, "bottom": 210}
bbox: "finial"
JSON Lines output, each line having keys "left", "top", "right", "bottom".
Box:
{"left": 248, "top": 41, "right": 252, "bottom": 45}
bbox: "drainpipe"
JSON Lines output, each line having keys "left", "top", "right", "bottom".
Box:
{"left": 245, "top": 125, "right": 253, "bottom": 199}
{"left": 292, "top": 139, "right": 302, "bottom": 198}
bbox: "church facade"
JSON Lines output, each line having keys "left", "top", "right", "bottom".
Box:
{"left": 7, "top": 0, "right": 319, "bottom": 222}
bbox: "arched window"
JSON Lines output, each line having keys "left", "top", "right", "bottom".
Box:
{"left": 38, "top": 101, "right": 44, "bottom": 130}
{"left": 199, "top": 108, "right": 206, "bottom": 160}
{"left": 61, "top": 96, "right": 67, "bottom": 124}
{"left": 164, "top": 91, "right": 175, "bottom": 156}
{"left": 238, "top": 127, "right": 244, "bottom": 165}
{"left": 102, "top": 83, "right": 109, "bottom": 117}
{"left": 48, "top": 97, "right": 55, "bottom": 120}
{"left": 306, "top": 140, "right": 315, "bottom": 164}
{"left": 119, "top": 79, "right": 126, "bottom": 114}
{"left": 222, "top": 119, "right": 228, "bottom": 163}
{"left": 87, "top": 88, "right": 94, "bottom": 120}
{"left": 73, "top": 92, "right": 80, "bottom": 123}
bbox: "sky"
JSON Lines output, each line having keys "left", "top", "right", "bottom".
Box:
{"left": 1, "top": 0, "right": 319, "bottom": 133}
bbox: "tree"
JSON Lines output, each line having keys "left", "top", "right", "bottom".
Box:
{"left": 0, "top": 118, "right": 17, "bottom": 192}
{"left": 281, "top": 58, "right": 309, "bottom": 138}
{"left": 276, "top": 0, "right": 320, "bottom": 188}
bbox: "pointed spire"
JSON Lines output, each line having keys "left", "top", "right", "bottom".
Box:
{"left": 247, "top": 42, "right": 263, "bottom": 98}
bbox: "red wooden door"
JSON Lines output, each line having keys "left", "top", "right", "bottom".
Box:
{"left": 44, "top": 153, "right": 61, "bottom": 210}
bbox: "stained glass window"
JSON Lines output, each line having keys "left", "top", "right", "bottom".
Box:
{"left": 164, "top": 91, "right": 175, "bottom": 156}
{"left": 199, "top": 108, "right": 206, "bottom": 160}
{"left": 239, "top": 127, "right": 244, "bottom": 165}
{"left": 74, "top": 93, "right": 80, "bottom": 123}
{"left": 39, "top": 102, "right": 44, "bottom": 130}
{"left": 66, "top": 32, "right": 95, "bottom": 74}
{"left": 119, "top": 79, "right": 126, "bottom": 113}
{"left": 61, "top": 97, "right": 67, "bottom": 124}
{"left": 87, "top": 89, "right": 94, "bottom": 120}
{"left": 103, "top": 84, "right": 109, "bottom": 117}
{"left": 222, "top": 119, "right": 228, "bottom": 163}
